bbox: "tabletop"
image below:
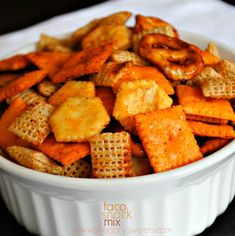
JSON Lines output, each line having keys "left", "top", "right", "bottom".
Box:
{"left": 0, "top": 0, "right": 235, "bottom": 235}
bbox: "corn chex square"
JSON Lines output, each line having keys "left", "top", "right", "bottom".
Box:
{"left": 89, "top": 132, "right": 133, "bottom": 178}
{"left": 8, "top": 103, "right": 54, "bottom": 145}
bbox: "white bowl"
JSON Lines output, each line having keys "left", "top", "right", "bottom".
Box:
{"left": 0, "top": 31, "right": 235, "bottom": 236}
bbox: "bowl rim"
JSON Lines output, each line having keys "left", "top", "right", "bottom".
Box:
{"left": 0, "top": 30, "right": 235, "bottom": 190}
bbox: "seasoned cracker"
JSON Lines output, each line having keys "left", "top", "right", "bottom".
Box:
{"left": 27, "top": 51, "right": 71, "bottom": 79}
{"left": 186, "top": 114, "right": 228, "bottom": 124}
{"left": 0, "top": 70, "right": 48, "bottom": 103}
{"left": 35, "top": 135, "right": 90, "bottom": 166}
{"left": 37, "top": 80, "right": 59, "bottom": 97}
{"left": 200, "top": 138, "right": 230, "bottom": 155}
{"left": 176, "top": 85, "right": 235, "bottom": 121}
{"left": 135, "top": 106, "right": 202, "bottom": 173}
{"left": 0, "top": 73, "right": 20, "bottom": 87}
{"left": 51, "top": 41, "right": 114, "bottom": 83}
{"left": 48, "top": 81, "right": 95, "bottom": 106}
{"left": 9, "top": 103, "right": 54, "bottom": 145}
{"left": 70, "top": 11, "right": 132, "bottom": 47}
{"left": 49, "top": 97, "right": 110, "bottom": 142}
{"left": 0, "top": 54, "right": 31, "bottom": 71}
{"left": 187, "top": 120, "right": 235, "bottom": 138}
{"left": 37, "top": 34, "right": 72, "bottom": 53}
{"left": 113, "top": 80, "right": 172, "bottom": 133}
{"left": 89, "top": 132, "right": 133, "bottom": 178}
{"left": 95, "top": 87, "right": 116, "bottom": 116}
{"left": 82, "top": 25, "right": 132, "bottom": 50}
{"left": 0, "top": 98, "right": 29, "bottom": 151}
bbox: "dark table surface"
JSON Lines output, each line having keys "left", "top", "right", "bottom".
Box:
{"left": 0, "top": 0, "right": 235, "bottom": 235}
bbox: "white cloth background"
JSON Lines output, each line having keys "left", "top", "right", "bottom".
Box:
{"left": 0, "top": 0, "right": 234, "bottom": 58}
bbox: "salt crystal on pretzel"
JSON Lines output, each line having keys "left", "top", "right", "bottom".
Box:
{"left": 35, "top": 135, "right": 90, "bottom": 166}
{"left": 27, "top": 51, "right": 71, "bottom": 79}
{"left": 113, "top": 80, "right": 172, "bottom": 133}
{"left": 82, "top": 25, "right": 132, "bottom": 50}
{"left": 186, "top": 114, "right": 228, "bottom": 125}
{"left": 139, "top": 34, "right": 204, "bottom": 80}
{"left": 37, "top": 34, "right": 72, "bottom": 53}
{"left": 9, "top": 103, "right": 54, "bottom": 145}
{"left": 51, "top": 41, "right": 114, "bottom": 83}
{"left": 49, "top": 97, "right": 110, "bottom": 142}
{"left": 48, "top": 81, "right": 95, "bottom": 106}
{"left": 135, "top": 105, "right": 202, "bottom": 173}
{"left": 89, "top": 132, "right": 133, "bottom": 178}
{"left": 109, "top": 50, "right": 148, "bottom": 66}
{"left": 0, "top": 70, "right": 48, "bottom": 103}
{"left": 7, "top": 89, "right": 45, "bottom": 105}
{"left": 176, "top": 85, "right": 235, "bottom": 121}
{"left": 0, "top": 54, "right": 31, "bottom": 71}
{"left": 37, "top": 80, "right": 59, "bottom": 97}
{"left": 200, "top": 138, "right": 230, "bottom": 156}
{"left": 95, "top": 87, "right": 116, "bottom": 116}
{"left": 187, "top": 120, "right": 235, "bottom": 138}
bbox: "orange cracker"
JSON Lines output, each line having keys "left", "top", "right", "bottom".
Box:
{"left": 27, "top": 52, "right": 71, "bottom": 79}
{"left": 176, "top": 85, "right": 235, "bottom": 121}
{"left": 135, "top": 105, "right": 202, "bottom": 173}
{"left": 200, "top": 138, "right": 230, "bottom": 156}
{"left": 201, "top": 50, "right": 220, "bottom": 66}
{"left": 0, "top": 54, "right": 31, "bottom": 71}
{"left": 113, "top": 65, "right": 175, "bottom": 95}
{"left": 187, "top": 120, "right": 235, "bottom": 138}
{"left": 95, "top": 87, "right": 116, "bottom": 116}
{"left": 0, "top": 98, "right": 30, "bottom": 151}
{"left": 0, "top": 73, "right": 20, "bottom": 87}
{"left": 35, "top": 135, "right": 90, "bottom": 166}
{"left": 185, "top": 114, "right": 228, "bottom": 124}
{"left": 51, "top": 41, "right": 114, "bottom": 83}
{"left": 48, "top": 81, "right": 95, "bottom": 106}
{"left": 0, "top": 70, "right": 48, "bottom": 103}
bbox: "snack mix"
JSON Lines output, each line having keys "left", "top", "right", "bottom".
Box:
{"left": 0, "top": 11, "right": 235, "bottom": 178}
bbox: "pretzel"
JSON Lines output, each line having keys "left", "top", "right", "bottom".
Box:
{"left": 89, "top": 132, "right": 133, "bottom": 178}
{"left": 37, "top": 80, "right": 59, "bottom": 97}
{"left": 139, "top": 33, "right": 204, "bottom": 80}
{"left": 133, "top": 14, "right": 179, "bottom": 52}
{"left": 0, "top": 73, "right": 20, "bottom": 87}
